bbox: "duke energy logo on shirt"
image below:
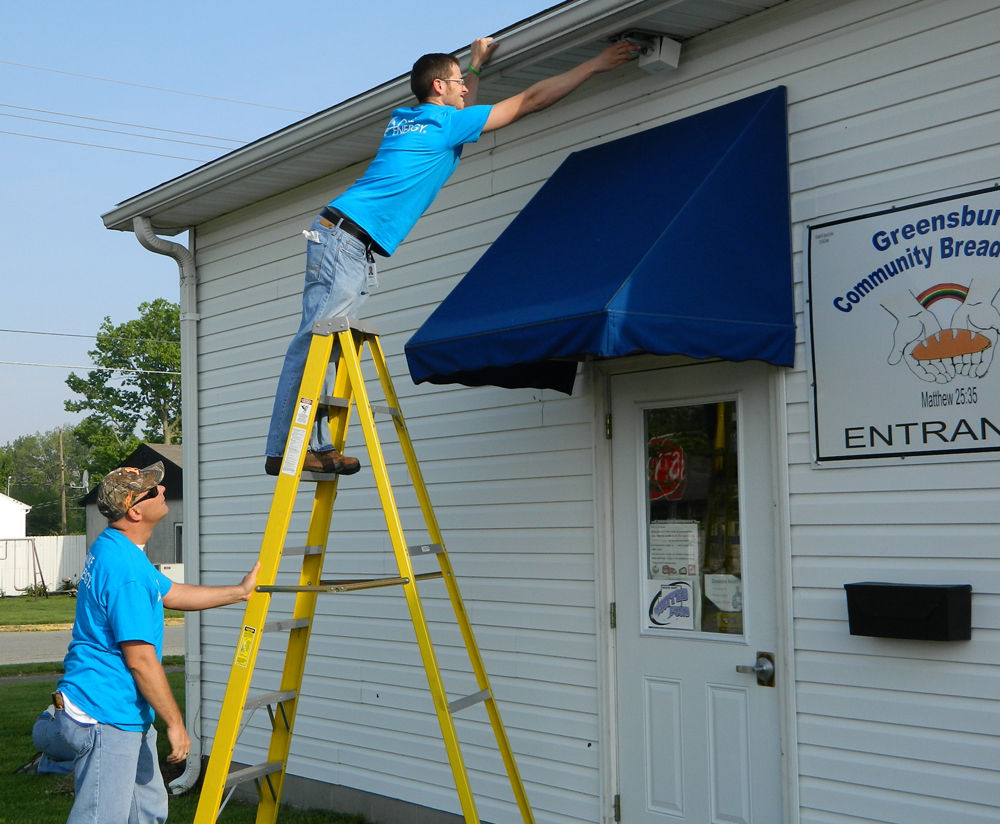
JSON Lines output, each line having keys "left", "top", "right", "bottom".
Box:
{"left": 384, "top": 117, "right": 428, "bottom": 136}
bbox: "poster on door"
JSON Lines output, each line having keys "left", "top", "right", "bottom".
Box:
{"left": 643, "top": 578, "right": 697, "bottom": 632}
{"left": 808, "top": 186, "right": 1000, "bottom": 463}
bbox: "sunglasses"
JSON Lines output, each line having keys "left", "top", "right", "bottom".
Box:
{"left": 133, "top": 486, "right": 160, "bottom": 506}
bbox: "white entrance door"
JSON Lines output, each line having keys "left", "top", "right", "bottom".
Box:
{"left": 612, "top": 361, "right": 782, "bottom": 823}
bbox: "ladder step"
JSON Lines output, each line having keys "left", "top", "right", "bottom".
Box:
{"left": 282, "top": 545, "right": 324, "bottom": 556}
{"left": 299, "top": 471, "right": 343, "bottom": 483}
{"left": 262, "top": 617, "right": 310, "bottom": 634}
{"left": 319, "top": 394, "right": 349, "bottom": 409}
{"left": 243, "top": 689, "right": 297, "bottom": 713}
{"left": 319, "top": 395, "right": 398, "bottom": 419}
{"left": 409, "top": 542, "right": 443, "bottom": 556}
{"left": 223, "top": 760, "right": 283, "bottom": 790}
{"left": 448, "top": 689, "right": 491, "bottom": 714}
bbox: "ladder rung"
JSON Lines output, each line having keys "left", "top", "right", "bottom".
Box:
{"left": 223, "top": 760, "right": 283, "bottom": 790}
{"left": 409, "top": 542, "right": 443, "bottom": 557}
{"left": 282, "top": 545, "right": 323, "bottom": 557}
{"left": 243, "top": 689, "right": 297, "bottom": 713}
{"left": 262, "top": 617, "right": 310, "bottom": 633}
{"left": 316, "top": 397, "right": 397, "bottom": 417}
{"left": 448, "top": 689, "right": 491, "bottom": 714}
{"left": 371, "top": 403, "right": 400, "bottom": 418}
{"left": 299, "top": 471, "right": 343, "bottom": 483}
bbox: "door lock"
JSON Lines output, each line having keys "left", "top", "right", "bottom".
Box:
{"left": 736, "top": 651, "right": 775, "bottom": 687}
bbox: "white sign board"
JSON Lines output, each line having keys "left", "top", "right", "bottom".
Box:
{"left": 808, "top": 186, "right": 1000, "bottom": 462}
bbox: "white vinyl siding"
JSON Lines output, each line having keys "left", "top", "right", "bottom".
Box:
{"left": 186, "top": 0, "right": 1000, "bottom": 821}
{"left": 780, "top": 0, "right": 1000, "bottom": 822}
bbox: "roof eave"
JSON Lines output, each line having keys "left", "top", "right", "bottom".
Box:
{"left": 100, "top": 0, "right": 663, "bottom": 235}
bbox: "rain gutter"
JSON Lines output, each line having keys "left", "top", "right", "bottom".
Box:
{"left": 132, "top": 216, "right": 204, "bottom": 795}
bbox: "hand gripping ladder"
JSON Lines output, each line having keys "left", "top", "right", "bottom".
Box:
{"left": 194, "top": 317, "right": 534, "bottom": 824}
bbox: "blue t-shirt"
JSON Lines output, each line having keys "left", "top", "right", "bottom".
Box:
{"left": 330, "top": 103, "right": 492, "bottom": 255}
{"left": 58, "top": 527, "right": 173, "bottom": 731}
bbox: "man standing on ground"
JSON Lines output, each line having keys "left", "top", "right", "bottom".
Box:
{"left": 54, "top": 461, "right": 260, "bottom": 824}
{"left": 265, "top": 35, "right": 639, "bottom": 477}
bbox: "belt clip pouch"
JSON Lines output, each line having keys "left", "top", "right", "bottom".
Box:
{"left": 844, "top": 582, "right": 972, "bottom": 641}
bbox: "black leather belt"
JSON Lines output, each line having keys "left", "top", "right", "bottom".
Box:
{"left": 319, "top": 207, "right": 378, "bottom": 252}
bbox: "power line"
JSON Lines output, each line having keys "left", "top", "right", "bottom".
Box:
{"left": 0, "top": 328, "right": 180, "bottom": 345}
{"left": 0, "top": 110, "right": 238, "bottom": 150}
{"left": 0, "top": 128, "right": 208, "bottom": 161}
{"left": 0, "top": 102, "right": 248, "bottom": 143}
{"left": 0, "top": 58, "right": 310, "bottom": 114}
{"left": 0, "top": 360, "right": 180, "bottom": 375}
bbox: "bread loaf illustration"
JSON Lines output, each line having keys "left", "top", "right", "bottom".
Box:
{"left": 911, "top": 328, "right": 991, "bottom": 361}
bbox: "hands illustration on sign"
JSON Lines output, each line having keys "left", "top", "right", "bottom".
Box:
{"left": 881, "top": 292, "right": 952, "bottom": 383}
{"left": 949, "top": 275, "right": 1000, "bottom": 378}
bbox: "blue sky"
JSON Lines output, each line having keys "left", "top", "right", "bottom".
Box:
{"left": 0, "top": 0, "right": 548, "bottom": 445}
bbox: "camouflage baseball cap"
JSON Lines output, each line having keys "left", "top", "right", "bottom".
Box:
{"left": 97, "top": 461, "right": 164, "bottom": 521}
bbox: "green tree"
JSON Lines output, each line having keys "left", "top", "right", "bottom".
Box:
{"left": 3, "top": 427, "right": 90, "bottom": 535}
{"left": 65, "top": 298, "right": 181, "bottom": 473}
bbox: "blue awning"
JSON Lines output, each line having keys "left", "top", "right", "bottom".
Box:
{"left": 405, "top": 86, "right": 794, "bottom": 394}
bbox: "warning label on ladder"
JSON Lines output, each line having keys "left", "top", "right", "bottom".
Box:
{"left": 235, "top": 626, "right": 256, "bottom": 668}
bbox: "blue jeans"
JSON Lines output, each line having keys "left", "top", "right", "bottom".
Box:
{"left": 32, "top": 710, "right": 75, "bottom": 775}
{"left": 56, "top": 711, "right": 167, "bottom": 824}
{"left": 266, "top": 218, "right": 372, "bottom": 458}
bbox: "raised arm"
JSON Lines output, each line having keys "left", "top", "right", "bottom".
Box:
{"left": 463, "top": 37, "right": 499, "bottom": 107}
{"left": 483, "top": 40, "right": 638, "bottom": 132}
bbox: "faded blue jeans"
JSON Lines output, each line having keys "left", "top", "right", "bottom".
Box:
{"left": 56, "top": 711, "right": 167, "bottom": 824}
{"left": 266, "top": 217, "right": 373, "bottom": 458}
{"left": 32, "top": 708, "right": 75, "bottom": 774}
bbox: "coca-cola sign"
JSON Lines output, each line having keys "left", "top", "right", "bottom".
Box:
{"left": 648, "top": 436, "right": 687, "bottom": 501}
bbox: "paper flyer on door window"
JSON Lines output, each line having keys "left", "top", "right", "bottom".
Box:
{"left": 808, "top": 186, "right": 1000, "bottom": 463}
{"left": 648, "top": 520, "right": 699, "bottom": 578}
{"left": 643, "top": 578, "right": 697, "bottom": 632}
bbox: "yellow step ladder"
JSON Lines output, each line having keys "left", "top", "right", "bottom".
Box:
{"left": 194, "top": 317, "right": 534, "bottom": 824}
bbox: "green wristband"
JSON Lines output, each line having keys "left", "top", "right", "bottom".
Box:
{"left": 467, "top": 64, "right": 481, "bottom": 76}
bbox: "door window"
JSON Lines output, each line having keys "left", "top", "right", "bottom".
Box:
{"left": 644, "top": 401, "right": 742, "bottom": 635}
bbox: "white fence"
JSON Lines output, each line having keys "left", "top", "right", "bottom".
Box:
{"left": 0, "top": 536, "right": 88, "bottom": 596}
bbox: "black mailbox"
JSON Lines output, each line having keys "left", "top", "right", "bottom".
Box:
{"left": 844, "top": 582, "right": 972, "bottom": 641}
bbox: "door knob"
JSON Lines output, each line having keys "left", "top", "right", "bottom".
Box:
{"left": 736, "top": 651, "right": 775, "bottom": 687}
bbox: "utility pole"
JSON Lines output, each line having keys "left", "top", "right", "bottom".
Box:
{"left": 59, "top": 430, "right": 67, "bottom": 535}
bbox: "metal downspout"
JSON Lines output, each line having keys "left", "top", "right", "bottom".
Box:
{"left": 132, "top": 216, "right": 203, "bottom": 795}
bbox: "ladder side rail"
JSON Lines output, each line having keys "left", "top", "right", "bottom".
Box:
{"left": 255, "top": 336, "right": 357, "bottom": 824}
{"left": 367, "top": 333, "right": 536, "bottom": 824}
{"left": 194, "top": 333, "right": 336, "bottom": 824}
{"left": 345, "top": 330, "right": 481, "bottom": 824}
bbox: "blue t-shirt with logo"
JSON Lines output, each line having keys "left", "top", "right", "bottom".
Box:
{"left": 58, "top": 527, "right": 173, "bottom": 731}
{"left": 330, "top": 103, "right": 492, "bottom": 255}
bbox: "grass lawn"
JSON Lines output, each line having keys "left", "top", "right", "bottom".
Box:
{"left": 0, "top": 594, "right": 183, "bottom": 627}
{"left": 0, "top": 661, "right": 366, "bottom": 824}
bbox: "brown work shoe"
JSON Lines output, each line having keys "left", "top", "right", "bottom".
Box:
{"left": 264, "top": 450, "right": 361, "bottom": 476}
{"left": 306, "top": 449, "right": 361, "bottom": 475}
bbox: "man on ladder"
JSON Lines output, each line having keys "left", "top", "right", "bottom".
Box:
{"left": 265, "top": 34, "right": 639, "bottom": 476}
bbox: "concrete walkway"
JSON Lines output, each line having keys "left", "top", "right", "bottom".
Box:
{"left": 0, "top": 624, "right": 185, "bottom": 665}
